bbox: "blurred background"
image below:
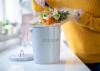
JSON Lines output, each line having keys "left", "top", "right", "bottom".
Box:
{"left": 0, "top": 0, "right": 33, "bottom": 51}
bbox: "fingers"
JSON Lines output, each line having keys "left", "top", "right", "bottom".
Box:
{"left": 67, "top": 9, "right": 84, "bottom": 21}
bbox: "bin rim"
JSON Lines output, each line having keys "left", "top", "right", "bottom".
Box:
{"left": 31, "top": 25, "right": 60, "bottom": 28}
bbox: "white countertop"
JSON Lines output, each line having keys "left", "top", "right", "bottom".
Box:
{"left": 0, "top": 41, "right": 91, "bottom": 71}
{"left": 0, "top": 32, "right": 91, "bottom": 71}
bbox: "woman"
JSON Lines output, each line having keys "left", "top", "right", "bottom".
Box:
{"left": 32, "top": 0, "right": 100, "bottom": 71}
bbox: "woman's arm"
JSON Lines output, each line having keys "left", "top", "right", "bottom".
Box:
{"left": 78, "top": 12, "right": 100, "bottom": 32}
{"left": 32, "top": 0, "right": 49, "bottom": 12}
{"left": 69, "top": 9, "right": 100, "bottom": 32}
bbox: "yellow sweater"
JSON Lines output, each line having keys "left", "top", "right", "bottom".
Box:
{"left": 32, "top": 0, "right": 49, "bottom": 12}
{"left": 32, "top": 0, "right": 100, "bottom": 63}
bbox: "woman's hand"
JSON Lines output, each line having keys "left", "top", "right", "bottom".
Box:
{"left": 68, "top": 9, "right": 84, "bottom": 21}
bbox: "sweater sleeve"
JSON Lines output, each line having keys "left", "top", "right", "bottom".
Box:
{"left": 78, "top": 12, "right": 100, "bottom": 32}
{"left": 32, "top": 0, "right": 49, "bottom": 12}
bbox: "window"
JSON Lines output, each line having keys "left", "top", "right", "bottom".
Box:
{"left": 5, "top": 0, "right": 22, "bottom": 23}
{"left": 0, "top": 0, "right": 32, "bottom": 37}
{"left": 0, "top": 0, "right": 4, "bottom": 21}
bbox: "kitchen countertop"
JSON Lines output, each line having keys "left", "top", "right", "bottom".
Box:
{"left": 0, "top": 31, "right": 91, "bottom": 71}
{"left": 0, "top": 40, "right": 91, "bottom": 71}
